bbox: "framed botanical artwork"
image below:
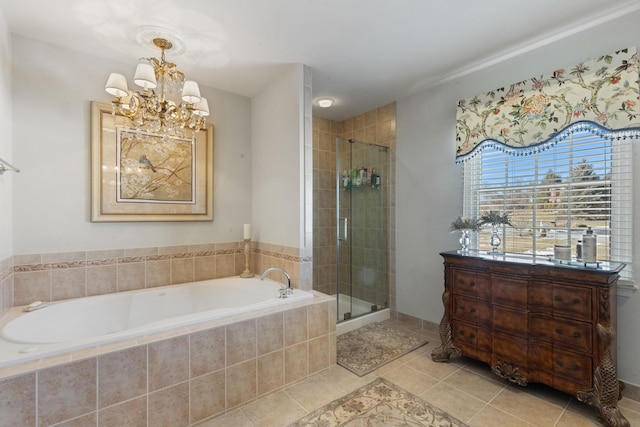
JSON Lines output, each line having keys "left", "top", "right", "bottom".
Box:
{"left": 91, "top": 101, "right": 214, "bottom": 222}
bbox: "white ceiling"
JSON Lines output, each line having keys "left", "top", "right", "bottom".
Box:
{"left": 1, "top": 0, "right": 640, "bottom": 120}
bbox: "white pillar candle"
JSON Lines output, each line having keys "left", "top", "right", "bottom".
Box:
{"left": 243, "top": 224, "right": 251, "bottom": 240}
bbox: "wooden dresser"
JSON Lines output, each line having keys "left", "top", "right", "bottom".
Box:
{"left": 432, "top": 251, "right": 628, "bottom": 427}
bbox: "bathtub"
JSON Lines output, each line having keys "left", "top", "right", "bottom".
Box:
{"left": 0, "top": 276, "right": 313, "bottom": 367}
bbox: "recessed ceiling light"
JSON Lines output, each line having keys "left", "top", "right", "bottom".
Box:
{"left": 316, "top": 98, "right": 334, "bottom": 108}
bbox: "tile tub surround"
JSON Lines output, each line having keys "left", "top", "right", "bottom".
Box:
{"left": 0, "top": 255, "right": 13, "bottom": 317}
{"left": 8, "top": 241, "right": 312, "bottom": 309}
{"left": 0, "top": 291, "right": 336, "bottom": 427}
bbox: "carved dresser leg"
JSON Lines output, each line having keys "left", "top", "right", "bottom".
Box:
{"left": 431, "top": 290, "right": 461, "bottom": 362}
{"left": 576, "top": 324, "right": 630, "bottom": 427}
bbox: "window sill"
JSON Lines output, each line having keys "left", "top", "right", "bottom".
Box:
{"left": 617, "top": 280, "right": 637, "bottom": 299}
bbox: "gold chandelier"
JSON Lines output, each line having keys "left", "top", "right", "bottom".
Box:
{"left": 104, "top": 38, "right": 209, "bottom": 138}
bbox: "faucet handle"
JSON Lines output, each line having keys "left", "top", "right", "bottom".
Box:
{"left": 279, "top": 287, "right": 288, "bottom": 299}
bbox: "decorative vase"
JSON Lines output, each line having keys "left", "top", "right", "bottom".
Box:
{"left": 489, "top": 224, "right": 501, "bottom": 253}
{"left": 458, "top": 229, "right": 470, "bottom": 254}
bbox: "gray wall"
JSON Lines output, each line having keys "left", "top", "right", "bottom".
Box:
{"left": 396, "top": 10, "right": 640, "bottom": 386}
{"left": 11, "top": 35, "right": 253, "bottom": 253}
{"left": 0, "top": 10, "right": 12, "bottom": 260}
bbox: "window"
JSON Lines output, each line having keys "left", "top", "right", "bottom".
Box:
{"left": 462, "top": 124, "right": 633, "bottom": 280}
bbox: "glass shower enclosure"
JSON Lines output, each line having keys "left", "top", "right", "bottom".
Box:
{"left": 336, "top": 138, "right": 389, "bottom": 321}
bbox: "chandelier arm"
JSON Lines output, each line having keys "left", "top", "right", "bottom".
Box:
{"left": 105, "top": 37, "right": 206, "bottom": 138}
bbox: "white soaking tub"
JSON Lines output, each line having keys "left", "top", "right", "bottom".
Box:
{"left": 0, "top": 276, "right": 313, "bottom": 367}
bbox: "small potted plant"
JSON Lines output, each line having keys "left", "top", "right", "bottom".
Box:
{"left": 479, "top": 211, "right": 512, "bottom": 253}
{"left": 450, "top": 217, "right": 480, "bottom": 254}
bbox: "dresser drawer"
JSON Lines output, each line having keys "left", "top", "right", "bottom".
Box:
{"left": 452, "top": 269, "right": 490, "bottom": 298}
{"left": 492, "top": 332, "right": 528, "bottom": 367}
{"left": 553, "top": 348, "right": 592, "bottom": 388}
{"left": 492, "top": 276, "right": 528, "bottom": 307}
{"left": 493, "top": 306, "right": 527, "bottom": 336}
{"left": 528, "top": 343, "right": 554, "bottom": 385}
{"left": 452, "top": 320, "right": 479, "bottom": 347}
{"left": 553, "top": 285, "right": 592, "bottom": 320}
{"left": 528, "top": 282, "right": 552, "bottom": 311}
{"left": 452, "top": 320, "right": 492, "bottom": 352}
{"left": 452, "top": 295, "right": 491, "bottom": 326}
{"left": 530, "top": 315, "right": 592, "bottom": 353}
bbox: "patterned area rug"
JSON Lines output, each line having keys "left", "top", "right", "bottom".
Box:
{"left": 288, "top": 377, "right": 470, "bottom": 427}
{"left": 337, "top": 322, "right": 428, "bottom": 376}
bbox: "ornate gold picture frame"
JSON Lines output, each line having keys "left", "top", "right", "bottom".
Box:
{"left": 91, "top": 101, "right": 214, "bottom": 222}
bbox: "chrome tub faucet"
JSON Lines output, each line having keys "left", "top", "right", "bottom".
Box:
{"left": 260, "top": 267, "right": 292, "bottom": 298}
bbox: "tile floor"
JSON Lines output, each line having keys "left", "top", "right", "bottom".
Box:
{"left": 196, "top": 320, "right": 640, "bottom": 427}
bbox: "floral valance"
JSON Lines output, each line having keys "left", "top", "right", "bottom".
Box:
{"left": 455, "top": 47, "right": 640, "bottom": 162}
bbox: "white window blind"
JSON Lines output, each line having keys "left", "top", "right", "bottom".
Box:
{"left": 462, "top": 126, "right": 633, "bottom": 281}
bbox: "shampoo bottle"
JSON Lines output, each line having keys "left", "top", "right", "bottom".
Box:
{"left": 582, "top": 227, "right": 597, "bottom": 263}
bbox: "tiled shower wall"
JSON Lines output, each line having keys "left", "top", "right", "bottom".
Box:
{"left": 312, "top": 102, "right": 397, "bottom": 311}
{"left": 312, "top": 118, "right": 341, "bottom": 296}
{"left": 0, "top": 242, "right": 310, "bottom": 313}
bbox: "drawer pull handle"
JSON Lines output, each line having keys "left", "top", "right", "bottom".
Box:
{"left": 469, "top": 333, "right": 476, "bottom": 339}
{"left": 572, "top": 365, "right": 581, "bottom": 371}
{"left": 459, "top": 305, "right": 465, "bottom": 310}
{"left": 555, "top": 329, "right": 581, "bottom": 339}
{"left": 470, "top": 308, "right": 476, "bottom": 313}
{"left": 469, "top": 282, "right": 475, "bottom": 287}
{"left": 555, "top": 359, "right": 564, "bottom": 367}
{"left": 554, "top": 295, "right": 562, "bottom": 302}
{"left": 572, "top": 298, "right": 580, "bottom": 305}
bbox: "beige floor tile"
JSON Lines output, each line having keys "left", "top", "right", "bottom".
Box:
{"left": 403, "top": 352, "right": 462, "bottom": 380}
{"left": 240, "top": 390, "right": 307, "bottom": 427}
{"left": 419, "top": 339, "right": 441, "bottom": 354}
{"left": 568, "top": 394, "right": 636, "bottom": 426}
{"left": 460, "top": 357, "right": 504, "bottom": 382}
{"left": 490, "top": 386, "right": 564, "bottom": 427}
{"left": 357, "top": 358, "right": 405, "bottom": 382}
{"left": 195, "top": 409, "right": 253, "bottom": 427}
{"left": 419, "top": 381, "right": 486, "bottom": 423}
{"left": 381, "top": 364, "right": 439, "bottom": 396}
{"left": 394, "top": 347, "right": 425, "bottom": 364}
{"left": 565, "top": 397, "right": 604, "bottom": 423}
{"left": 443, "top": 367, "right": 506, "bottom": 403}
{"left": 554, "top": 410, "right": 601, "bottom": 426}
{"left": 516, "top": 382, "right": 572, "bottom": 408}
{"left": 318, "top": 365, "right": 371, "bottom": 394}
{"left": 468, "top": 404, "right": 533, "bottom": 427}
{"left": 619, "top": 395, "right": 640, "bottom": 413}
{"left": 284, "top": 373, "right": 346, "bottom": 412}
{"left": 620, "top": 405, "right": 640, "bottom": 426}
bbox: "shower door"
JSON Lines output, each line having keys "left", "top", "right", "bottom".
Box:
{"left": 336, "top": 138, "right": 389, "bottom": 321}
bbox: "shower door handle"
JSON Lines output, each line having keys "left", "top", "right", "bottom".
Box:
{"left": 339, "top": 217, "right": 348, "bottom": 241}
